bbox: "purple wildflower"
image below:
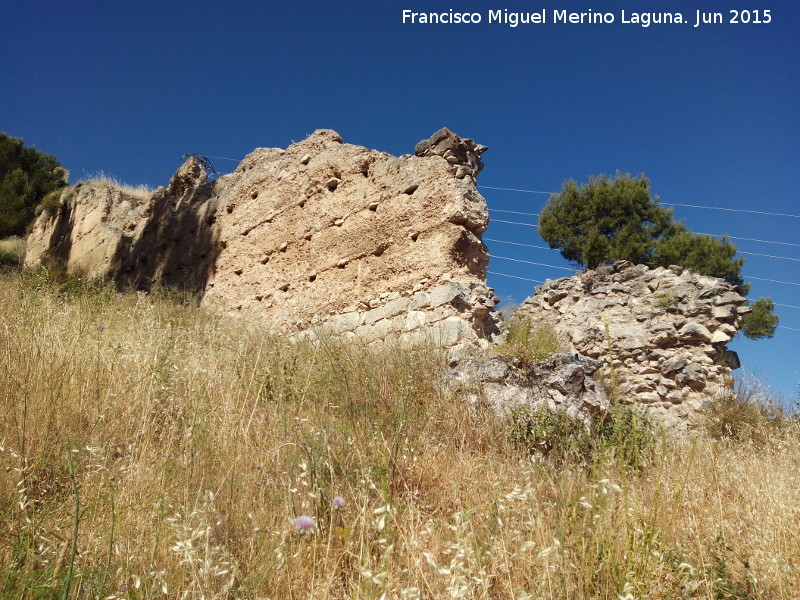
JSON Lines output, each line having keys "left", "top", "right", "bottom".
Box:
{"left": 332, "top": 495, "right": 346, "bottom": 509}
{"left": 98, "top": 323, "right": 106, "bottom": 332}
{"left": 294, "top": 515, "right": 315, "bottom": 533}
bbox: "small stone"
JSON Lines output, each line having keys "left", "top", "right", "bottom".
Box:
{"left": 326, "top": 177, "right": 341, "bottom": 189}
{"left": 414, "top": 139, "right": 430, "bottom": 155}
{"left": 711, "top": 330, "right": 732, "bottom": 344}
{"left": 279, "top": 242, "right": 288, "bottom": 252}
{"left": 278, "top": 282, "right": 290, "bottom": 292}
{"left": 368, "top": 201, "right": 379, "bottom": 211}
{"left": 300, "top": 154, "right": 311, "bottom": 165}
{"left": 637, "top": 392, "right": 661, "bottom": 403}
{"left": 334, "top": 218, "right": 344, "bottom": 226}
{"left": 678, "top": 322, "right": 712, "bottom": 343}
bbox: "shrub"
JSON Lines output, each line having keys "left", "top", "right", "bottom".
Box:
{"left": 20, "top": 254, "right": 114, "bottom": 303}
{"left": 508, "top": 402, "right": 658, "bottom": 471}
{"left": 596, "top": 404, "right": 659, "bottom": 472}
{"left": 508, "top": 404, "right": 591, "bottom": 462}
{"left": 0, "top": 237, "right": 25, "bottom": 270}
{"left": 703, "top": 375, "right": 789, "bottom": 445}
{"left": 34, "top": 187, "right": 64, "bottom": 218}
{"left": 496, "top": 316, "right": 565, "bottom": 369}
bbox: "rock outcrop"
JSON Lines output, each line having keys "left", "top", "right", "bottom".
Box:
{"left": 514, "top": 261, "right": 751, "bottom": 430}
{"left": 26, "top": 129, "right": 499, "bottom": 349}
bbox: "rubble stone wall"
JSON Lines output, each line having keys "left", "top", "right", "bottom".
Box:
{"left": 515, "top": 260, "right": 750, "bottom": 429}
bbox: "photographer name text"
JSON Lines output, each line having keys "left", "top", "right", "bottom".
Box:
{"left": 401, "top": 8, "right": 773, "bottom": 28}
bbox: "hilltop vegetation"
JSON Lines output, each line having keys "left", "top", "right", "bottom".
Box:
{"left": 0, "top": 265, "right": 798, "bottom": 599}
{"left": 0, "top": 133, "right": 67, "bottom": 238}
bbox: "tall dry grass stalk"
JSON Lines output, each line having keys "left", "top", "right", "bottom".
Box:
{"left": 0, "top": 270, "right": 798, "bottom": 599}
{"left": 79, "top": 171, "right": 154, "bottom": 201}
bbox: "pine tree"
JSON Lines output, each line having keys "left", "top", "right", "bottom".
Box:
{"left": 538, "top": 172, "right": 777, "bottom": 339}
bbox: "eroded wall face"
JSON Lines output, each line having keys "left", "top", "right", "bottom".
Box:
{"left": 26, "top": 129, "right": 499, "bottom": 349}
{"left": 516, "top": 261, "right": 750, "bottom": 430}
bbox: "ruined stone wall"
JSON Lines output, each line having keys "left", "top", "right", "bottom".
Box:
{"left": 26, "top": 129, "right": 499, "bottom": 350}
{"left": 515, "top": 261, "right": 750, "bottom": 429}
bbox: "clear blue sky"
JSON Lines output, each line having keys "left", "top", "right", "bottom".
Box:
{"left": 2, "top": 1, "right": 797, "bottom": 402}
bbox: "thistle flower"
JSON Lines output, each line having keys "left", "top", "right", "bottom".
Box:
{"left": 294, "top": 515, "right": 315, "bottom": 533}
{"left": 332, "top": 495, "right": 346, "bottom": 509}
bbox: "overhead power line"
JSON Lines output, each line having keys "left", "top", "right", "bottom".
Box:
{"left": 488, "top": 271, "right": 545, "bottom": 284}
{"left": 489, "top": 208, "right": 540, "bottom": 217}
{"left": 775, "top": 303, "right": 800, "bottom": 310}
{"left": 484, "top": 238, "right": 557, "bottom": 252}
{"left": 747, "top": 276, "right": 800, "bottom": 287}
{"left": 480, "top": 184, "right": 799, "bottom": 219}
{"left": 492, "top": 218, "right": 538, "bottom": 228}
{"left": 491, "top": 254, "right": 578, "bottom": 272}
{"left": 480, "top": 185, "right": 556, "bottom": 195}
{"left": 697, "top": 233, "right": 800, "bottom": 249}
{"left": 662, "top": 202, "right": 800, "bottom": 219}
{"left": 738, "top": 250, "right": 800, "bottom": 263}
{"left": 204, "top": 155, "right": 242, "bottom": 162}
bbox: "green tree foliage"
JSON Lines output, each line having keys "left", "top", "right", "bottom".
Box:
{"left": 740, "top": 297, "right": 779, "bottom": 340}
{"left": 539, "top": 172, "right": 777, "bottom": 339}
{"left": 538, "top": 174, "right": 673, "bottom": 269}
{"left": 651, "top": 224, "right": 747, "bottom": 292}
{"left": 0, "top": 133, "right": 66, "bottom": 237}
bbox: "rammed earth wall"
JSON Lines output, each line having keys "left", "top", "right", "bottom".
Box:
{"left": 26, "top": 129, "right": 499, "bottom": 350}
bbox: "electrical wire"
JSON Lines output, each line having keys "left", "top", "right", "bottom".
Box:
{"left": 738, "top": 250, "right": 800, "bottom": 263}
{"left": 484, "top": 238, "right": 557, "bottom": 252}
{"left": 747, "top": 276, "right": 800, "bottom": 287}
{"left": 480, "top": 184, "right": 800, "bottom": 219}
{"left": 488, "top": 271, "right": 545, "bottom": 284}
{"left": 480, "top": 185, "right": 556, "bottom": 195}
{"left": 203, "top": 155, "right": 242, "bottom": 162}
{"left": 662, "top": 202, "right": 800, "bottom": 219}
{"left": 488, "top": 208, "right": 540, "bottom": 217}
{"left": 490, "top": 254, "right": 578, "bottom": 272}
{"left": 696, "top": 233, "right": 800, "bottom": 249}
{"left": 491, "top": 219, "right": 538, "bottom": 228}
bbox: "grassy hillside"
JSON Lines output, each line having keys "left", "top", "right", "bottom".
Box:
{"left": 0, "top": 265, "right": 798, "bottom": 599}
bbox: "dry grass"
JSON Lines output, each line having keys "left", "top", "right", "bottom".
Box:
{"left": 0, "top": 270, "right": 799, "bottom": 599}
{"left": 80, "top": 171, "right": 154, "bottom": 201}
{"left": 0, "top": 237, "right": 26, "bottom": 268}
